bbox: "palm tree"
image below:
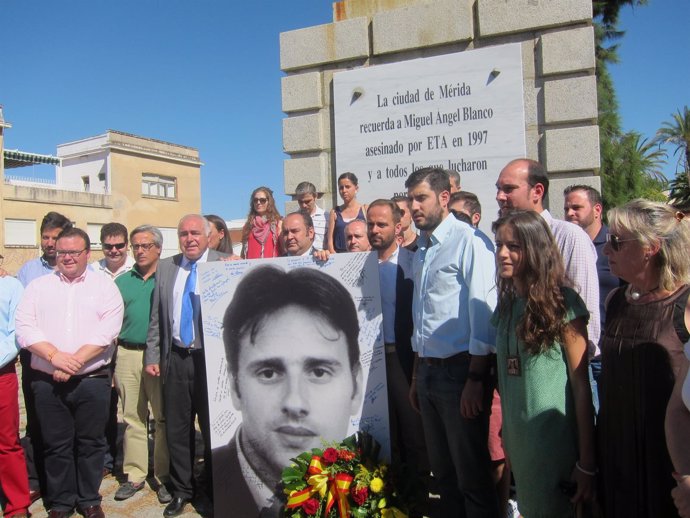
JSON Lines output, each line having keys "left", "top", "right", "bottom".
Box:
{"left": 654, "top": 106, "right": 690, "bottom": 182}
{"left": 667, "top": 171, "right": 690, "bottom": 211}
{"left": 600, "top": 131, "right": 667, "bottom": 210}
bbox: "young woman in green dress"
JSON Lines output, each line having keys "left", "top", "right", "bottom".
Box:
{"left": 491, "top": 210, "right": 596, "bottom": 518}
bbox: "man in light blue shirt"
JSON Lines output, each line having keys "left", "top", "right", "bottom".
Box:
{"left": 0, "top": 275, "right": 31, "bottom": 517}
{"left": 406, "top": 167, "right": 499, "bottom": 518}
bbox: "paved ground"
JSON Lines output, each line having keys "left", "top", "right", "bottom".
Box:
{"left": 17, "top": 362, "right": 440, "bottom": 518}
{"left": 17, "top": 362, "right": 205, "bottom": 518}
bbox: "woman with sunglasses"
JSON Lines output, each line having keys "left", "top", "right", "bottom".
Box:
{"left": 240, "top": 187, "right": 283, "bottom": 259}
{"left": 492, "top": 210, "right": 595, "bottom": 518}
{"left": 599, "top": 199, "right": 690, "bottom": 518}
{"left": 327, "top": 173, "right": 367, "bottom": 253}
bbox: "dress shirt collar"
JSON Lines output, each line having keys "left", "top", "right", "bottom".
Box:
{"left": 181, "top": 248, "right": 209, "bottom": 268}
{"left": 40, "top": 255, "right": 56, "bottom": 270}
{"left": 539, "top": 209, "right": 554, "bottom": 225}
{"left": 378, "top": 245, "right": 400, "bottom": 265}
{"left": 56, "top": 268, "right": 88, "bottom": 284}
{"left": 427, "top": 213, "right": 456, "bottom": 247}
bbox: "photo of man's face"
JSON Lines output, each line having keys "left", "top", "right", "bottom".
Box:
{"left": 230, "top": 304, "right": 363, "bottom": 481}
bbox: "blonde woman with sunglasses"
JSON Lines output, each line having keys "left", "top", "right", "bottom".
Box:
{"left": 599, "top": 200, "right": 690, "bottom": 518}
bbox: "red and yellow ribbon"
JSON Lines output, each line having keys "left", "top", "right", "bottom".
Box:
{"left": 286, "top": 455, "right": 353, "bottom": 517}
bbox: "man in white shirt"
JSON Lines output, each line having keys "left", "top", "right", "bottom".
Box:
{"left": 295, "top": 181, "right": 328, "bottom": 250}
{"left": 94, "top": 223, "right": 135, "bottom": 279}
{"left": 496, "top": 159, "right": 600, "bottom": 355}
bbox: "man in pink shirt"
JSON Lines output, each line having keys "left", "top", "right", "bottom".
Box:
{"left": 16, "top": 227, "right": 123, "bottom": 518}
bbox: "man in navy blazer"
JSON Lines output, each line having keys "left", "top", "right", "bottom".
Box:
{"left": 367, "top": 200, "right": 428, "bottom": 502}
{"left": 145, "top": 214, "right": 227, "bottom": 517}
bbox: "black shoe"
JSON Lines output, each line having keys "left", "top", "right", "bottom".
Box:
{"left": 157, "top": 484, "right": 173, "bottom": 504}
{"left": 114, "top": 480, "right": 145, "bottom": 501}
{"left": 164, "top": 497, "right": 190, "bottom": 517}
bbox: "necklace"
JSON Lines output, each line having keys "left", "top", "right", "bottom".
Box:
{"left": 629, "top": 284, "right": 660, "bottom": 301}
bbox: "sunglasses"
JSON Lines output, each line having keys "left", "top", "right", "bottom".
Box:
{"left": 103, "top": 242, "right": 127, "bottom": 251}
{"left": 606, "top": 233, "right": 637, "bottom": 252}
{"left": 253, "top": 197, "right": 268, "bottom": 204}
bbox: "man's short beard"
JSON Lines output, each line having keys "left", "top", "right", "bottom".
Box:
{"left": 371, "top": 235, "right": 395, "bottom": 251}
{"left": 416, "top": 209, "right": 444, "bottom": 231}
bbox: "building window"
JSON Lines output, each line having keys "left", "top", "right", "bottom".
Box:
{"left": 4, "top": 219, "right": 37, "bottom": 247}
{"left": 82, "top": 176, "right": 90, "bottom": 192}
{"left": 87, "top": 223, "right": 104, "bottom": 250}
{"left": 142, "top": 173, "right": 176, "bottom": 200}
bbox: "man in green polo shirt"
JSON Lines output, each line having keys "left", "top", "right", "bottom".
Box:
{"left": 113, "top": 225, "right": 170, "bottom": 503}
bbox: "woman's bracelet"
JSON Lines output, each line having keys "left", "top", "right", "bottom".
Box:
{"left": 575, "top": 461, "right": 598, "bottom": 477}
{"left": 47, "top": 350, "right": 57, "bottom": 364}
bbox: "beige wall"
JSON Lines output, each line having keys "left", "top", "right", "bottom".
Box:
{"left": 1, "top": 192, "right": 112, "bottom": 274}
{"left": 0, "top": 129, "right": 202, "bottom": 275}
{"left": 109, "top": 150, "right": 201, "bottom": 230}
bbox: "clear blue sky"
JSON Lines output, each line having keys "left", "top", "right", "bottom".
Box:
{"left": 2, "top": 1, "right": 687, "bottom": 220}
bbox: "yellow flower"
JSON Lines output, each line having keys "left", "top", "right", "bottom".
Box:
{"left": 370, "top": 477, "right": 384, "bottom": 493}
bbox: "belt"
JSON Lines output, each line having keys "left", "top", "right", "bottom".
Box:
{"left": 36, "top": 363, "right": 111, "bottom": 381}
{"left": 0, "top": 361, "right": 16, "bottom": 375}
{"left": 171, "top": 344, "right": 202, "bottom": 357}
{"left": 118, "top": 340, "right": 146, "bottom": 351}
{"left": 384, "top": 343, "right": 397, "bottom": 354}
{"left": 417, "top": 351, "right": 469, "bottom": 366}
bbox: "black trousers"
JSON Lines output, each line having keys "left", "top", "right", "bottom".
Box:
{"left": 20, "top": 349, "right": 45, "bottom": 494}
{"left": 32, "top": 372, "right": 110, "bottom": 512}
{"left": 164, "top": 347, "right": 212, "bottom": 500}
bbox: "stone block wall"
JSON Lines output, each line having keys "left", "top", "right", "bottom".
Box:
{"left": 280, "top": 0, "right": 600, "bottom": 215}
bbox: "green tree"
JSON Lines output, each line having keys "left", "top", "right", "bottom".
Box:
{"left": 654, "top": 106, "right": 690, "bottom": 178}
{"left": 600, "top": 132, "right": 667, "bottom": 209}
{"left": 593, "top": 0, "right": 666, "bottom": 209}
{"left": 667, "top": 171, "right": 690, "bottom": 211}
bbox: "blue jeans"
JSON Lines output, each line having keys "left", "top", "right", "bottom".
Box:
{"left": 416, "top": 356, "right": 499, "bottom": 518}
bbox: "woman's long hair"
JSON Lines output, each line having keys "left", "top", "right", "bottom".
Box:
{"left": 492, "top": 210, "right": 569, "bottom": 354}
{"left": 241, "top": 186, "right": 282, "bottom": 245}
{"left": 205, "top": 214, "right": 233, "bottom": 254}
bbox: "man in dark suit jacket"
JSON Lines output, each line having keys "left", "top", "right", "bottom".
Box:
{"left": 367, "top": 200, "right": 429, "bottom": 505}
{"left": 145, "top": 214, "right": 228, "bottom": 517}
{"left": 212, "top": 433, "right": 265, "bottom": 518}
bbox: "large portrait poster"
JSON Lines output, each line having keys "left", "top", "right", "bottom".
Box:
{"left": 334, "top": 43, "right": 526, "bottom": 234}
{"left": 200, "top": 253, "right": 388, "bottom": 517}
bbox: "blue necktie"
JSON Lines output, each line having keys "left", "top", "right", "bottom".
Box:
{"left": 180, "top": 262, "right": 197, "bottom": 347}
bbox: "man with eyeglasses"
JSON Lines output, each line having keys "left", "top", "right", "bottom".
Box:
{"left": 145, "top": 214, "right": 228, "bottom": 517}
{"left": 112, "top": 226, "right": 170, "bottom": 504}
{"left": 94, "top": 223, "right": 135, "bottom": 279}
{"left": 16, "top": 211, "right": 73, "bottom": 507}
{"left": 16, "top": 227, "right": 124, "bottom": 518}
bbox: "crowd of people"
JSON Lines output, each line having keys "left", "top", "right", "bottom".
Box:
{"left": 0, "top": 159, "right": 689, "bottom": 518}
